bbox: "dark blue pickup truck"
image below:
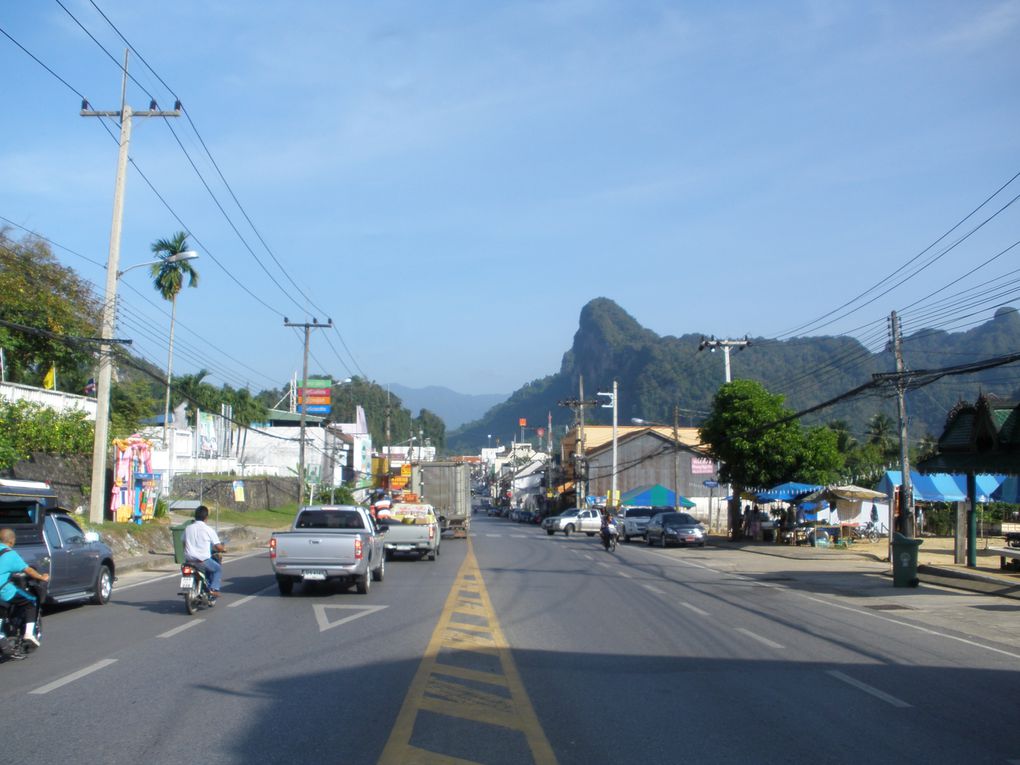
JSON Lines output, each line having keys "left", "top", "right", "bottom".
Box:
{"left": 0, "top": 479, "right": 116, "bottom": 605}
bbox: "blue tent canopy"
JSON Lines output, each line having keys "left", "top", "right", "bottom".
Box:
{"left": 992, "top": 476, "right": 1020, "bottom": 503}
{"left": 877, "top": 471, "right": 1006, "bottom": 502}
{"left": 755, "top": 482, "right": 822, "bottom": 501}
{"left": 621, "top": 484, "right": 695, "bottom": 508}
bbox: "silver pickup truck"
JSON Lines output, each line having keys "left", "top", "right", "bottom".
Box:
{"left": 269, "top": 505, "right": 386, "bottom": 595}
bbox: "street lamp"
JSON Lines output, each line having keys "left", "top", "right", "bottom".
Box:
{"left": 88, "top": 249, "right": 199, "bottom": 524}
{"left": 117, "top": 249, "right": 197, "bottom": 279}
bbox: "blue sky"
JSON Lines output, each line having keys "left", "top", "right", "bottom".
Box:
{"left": 1, "top": 1, "right": 1018, "bottom": 396}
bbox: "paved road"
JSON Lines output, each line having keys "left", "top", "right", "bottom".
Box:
{"left": 2, "top": 515, "right": 1019, "bottom": 764}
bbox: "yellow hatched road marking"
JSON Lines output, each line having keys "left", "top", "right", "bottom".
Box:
{"left": 378, "top": 541, "right": 557, "bottom": 765}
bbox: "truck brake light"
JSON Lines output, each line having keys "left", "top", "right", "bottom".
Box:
{"left": 354, "top": 537, "right": 363, "bottom": 560}
{"left": 269, "top": 537, "right": 277, "bottom": 559}
{"left": 428, "top": 524, "right": 434, "bottom": 540}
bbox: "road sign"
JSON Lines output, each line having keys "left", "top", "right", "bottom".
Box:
{"left": 703, "top": 480, "right": 720, "bottom": 488}
{"left": 313, "top": 604, "right": 388, "bottom": 633}
{"left": 299, "top": 404, "right": 331, "bottom": 415}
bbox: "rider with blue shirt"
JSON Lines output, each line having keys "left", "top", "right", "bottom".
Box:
{"left": 0, "top": 528, "right": 50, "bottom": 647}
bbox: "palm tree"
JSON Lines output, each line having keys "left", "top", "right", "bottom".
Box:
{"left": 865, "top": 413, "right": 896, "bottom": 457}
{"left": 150, "top": 231, "right": 199, "bottom": 443}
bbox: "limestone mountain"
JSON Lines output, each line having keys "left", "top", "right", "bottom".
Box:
{"left": 446, "top": 298, "right": 1020, "bottom": 453}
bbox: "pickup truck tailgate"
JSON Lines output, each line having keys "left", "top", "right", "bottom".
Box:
{"left": 274, "top": 532, "right": 359, "bottom": 566}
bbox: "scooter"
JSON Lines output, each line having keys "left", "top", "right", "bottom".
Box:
{"left": 0, "top": 572, "right": 44, "bottom": 662}
{"left": 179, "top": 562, "right": 215, "bottom": 615}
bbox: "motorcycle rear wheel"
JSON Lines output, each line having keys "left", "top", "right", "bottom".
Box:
{"left": 184, "top": 588, "right": 198, "bottom": 615}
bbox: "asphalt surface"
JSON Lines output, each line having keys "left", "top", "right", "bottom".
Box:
{"left": 2, "top": 514, "right": 1020, "bottom": 764}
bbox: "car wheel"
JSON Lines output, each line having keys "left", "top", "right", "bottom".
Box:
{"left": 564, "top": 524, "right": 574, "bottom": 536}
{"left": 699, "top": 542, "right": 706, "bottom": 548}
{"left": 277, "top": 576, "right": 294, "bottom": 596}
{"left": 586, "top": 532, "right": 596, "bottom": 537}
{"left": 372, "top": 556, "right": 385, "bottom": 581}
{"left": 356, "top": 572, "right": 371, "bottom": 595}
{"left": 646, "top": 535, "right": 654, "bottom": 546}
{"left": 622, "top": 534, "right": 630, "bottom": 543}
{"left": 660, "top": 535, "right": 667, "bottom": 548}
{"left": 91, "top": 564, "right": 113, "bottom": 605}
{"left": 427, "top": 549, "right": 437, "bottom": 561}
{"left": 546, "top": 529, "right": 554, "bottom": 536}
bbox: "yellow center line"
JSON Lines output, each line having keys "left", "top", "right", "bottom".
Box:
{"left": 377, "top": 540, "right": 557, "bottom": 765}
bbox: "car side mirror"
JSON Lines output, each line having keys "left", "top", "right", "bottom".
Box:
{"left": 377, "top": 523, "right": 389, "bottom": 533}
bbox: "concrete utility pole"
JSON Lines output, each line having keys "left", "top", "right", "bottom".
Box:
{"left": 673, "top": 405, "right": 681, "bottom": 512}
{"left": 558, "top": 376, "right": 598, "bottom": 510}
{"left": 890, "top": 311, "right": 915, "bottom": 538}
{"left": 698, "top": 336, "right": 751, "bottom": 383}
{"left": 284, "top": 317, "right": 332, "bottom": 505}
{"left": 597, "top": 381, "right": 618, "bottom": 510}
{"left": 82, "top": 50, "right": 180, "bottom": 524}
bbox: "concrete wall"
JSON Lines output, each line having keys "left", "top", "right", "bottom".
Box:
{"left": 170, "top": 474, "right": 301, "bottom": 512}
{"left": 4, "top": 452, "right": 94, "bottom": 512}
{"left": 0, "top": 381, "right": 97, "bottom": 420}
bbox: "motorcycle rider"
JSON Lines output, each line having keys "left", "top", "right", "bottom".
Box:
{"left": 600, "top": 511, "right": 618, "bottom": 550}
{"left": 0, "top": 528, "right": 50, "bottom": 648}
{"left": 182, "top": 506, "right": 226, "bottom": 599}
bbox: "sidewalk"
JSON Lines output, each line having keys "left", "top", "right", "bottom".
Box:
{"left": 712, "top": 534, "right": 1020, "bottom": 601}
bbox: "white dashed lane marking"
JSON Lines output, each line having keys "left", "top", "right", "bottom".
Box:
{"left": 29, "top": 659, "right": 117, "bottom": 695}
{"left": 157, "top": 619, "right": 205, "bottom": 639}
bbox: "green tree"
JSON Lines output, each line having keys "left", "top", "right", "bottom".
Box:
{"left": 865, "top": 413, "right": 896, "bottom": 457}
{"left": 0, "top": 228, "right": 101, "bottom": 390}
{"left": 150, "top": 231, "right": 199, "bottom": 434}
{"left": 0, "top": 399, "right": 93, "bottom": 470}
{"left": 110, "top": 379, "right": 159, "bottom": 438}
{"left": 797, "top": 426, "right": 844, "bottom": 485}
{"left": 699, "top": 380, "right": 804, "bottom": 537}
{"left": 415, "top": 408, "right": 446, "bottom": 450}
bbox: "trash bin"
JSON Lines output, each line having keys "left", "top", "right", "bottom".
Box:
{"left": 892, "top": 532, "right": 923, "bottom": 587}
{"left": 171, "top": 520, "right": 194, "bottom": 564}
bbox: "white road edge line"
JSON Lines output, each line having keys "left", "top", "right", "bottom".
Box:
{"left": 30, "top": 659, "right": 117, "bottom": 695}
{"left": 827, "top": 670, "right": 911, "bottom": 708}
{"left": 796, "top": 593, "right": 1020, "bottom": 661}
{"left": 642, "top": 584, "right": 666, "bottom": 595}
{"left": 228, "top": 584, "right": 277, "bottom": 608}
{"left": 114, "top": 550, "right": 266, "bottom": 592}
{"left": 735, "top": 627, "right": 784, "bottom": 649}
{"left": 680, "top": 602, "right": 709, "bottom": 616}
{"left": 158, "top": 619, "right": 205, "bottom": 639}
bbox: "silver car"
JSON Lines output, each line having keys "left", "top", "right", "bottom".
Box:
{"left": 645, "top": 512, "right": 707, "bottom": 548}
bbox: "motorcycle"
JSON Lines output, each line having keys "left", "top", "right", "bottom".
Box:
{"left": 179, "top": 562, "right": 215, "bottom": 615}
{"left": 0, "top": 572, "right": 45, "bottom": 662}
{"left": 601, "top": 525, "right": 618, "bottom": 552}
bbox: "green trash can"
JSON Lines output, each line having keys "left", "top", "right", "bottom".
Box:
{"left": 171, "top": 520, "right": 194, "bottom": 564}
{"left": 892, "top": 532, "right": 923, "bottom": 587}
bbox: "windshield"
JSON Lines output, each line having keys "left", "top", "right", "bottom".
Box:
{"left": 623, "top": 508, "right": 658, "bottom": 519}
{"left": 296, "top": 510, "right": 366, "bottom": 530}
{"left": 663, "top": 514, "right": 698, "bottom": 527}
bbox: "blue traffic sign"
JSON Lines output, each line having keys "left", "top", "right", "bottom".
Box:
{"left": 702, "top": 480, "right": 720, "bottom": 488}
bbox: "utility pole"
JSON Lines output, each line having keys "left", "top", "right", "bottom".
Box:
{"left": 673, "top": 404, "right": 681, "bottom": 512}
{"left": 597, "top": 381, "right": 618, "bottom": 511}
{"left": 82, "top": 50, "right": 180, "bottom": 524}
{"left": 284, "top": 317, "right": 332, "bottom": 505}
{"left": 698, "top": 336, "right": 750, "bottom": 383}
{"left": 890, "top": 311, "right": 914, "bottom": 538}
{"left": 558, "top": 376, "right": 598, "bottom": 510}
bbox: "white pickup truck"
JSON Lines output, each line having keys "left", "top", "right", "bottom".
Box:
{"left": 269, "top": 505, "right": 386, "bottom": 595}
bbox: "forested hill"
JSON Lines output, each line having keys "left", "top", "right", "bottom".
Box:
{"left": 447, "top": 297, "right": 1020, "bottom": 453}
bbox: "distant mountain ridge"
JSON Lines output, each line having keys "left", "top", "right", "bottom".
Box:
{"left": 386, "top": 383, "right": 508, "bottom": 430}
{"left": 447, "top": 298, "right": 1020, "bottom": 453}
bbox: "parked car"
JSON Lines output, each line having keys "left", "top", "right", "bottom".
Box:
{"left": 645, "top": 511, "right": 707, "bottom": 548}
{"left": 0, "top": 479, "right": 116, "bottom": 605}
{"left": 616, "top": 506, "right": 671, "bottom": 542}
{"left": 542, "top": 508, "right": 602, "bottom": 536}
